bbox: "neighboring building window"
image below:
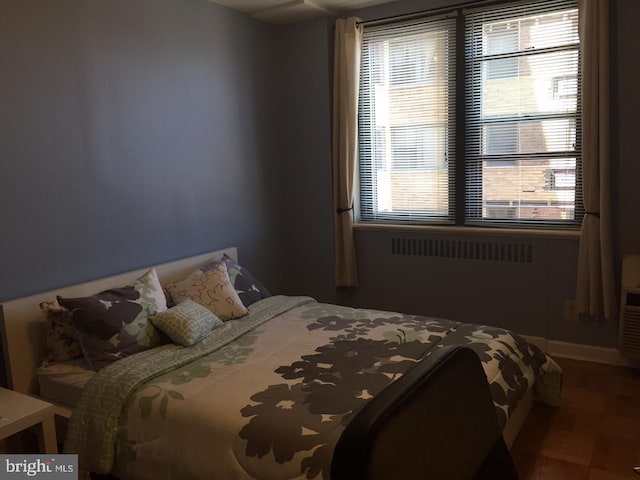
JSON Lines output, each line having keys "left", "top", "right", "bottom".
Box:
{"left": 389, "top": 36, "right": 440, "bottom": 86}
{"left": 358, "top": 0, "right": 581, "bottom": 228}
{"left": 545, "top": 167, "right": 577, "bottom": 190}
{"left": 390, "top": 125, "right": 444, "bottom": 171}
{"left": 485, "top": 123, "right": 518, "bottom": 166}
{"left": 485, "top": 203, "right": 517, "bottom": 219}
{"left": 553, "top": 74, "right": 578, "bottom": 99}
{"left": 485, "top": 23, "right": 519, "bottom": 80}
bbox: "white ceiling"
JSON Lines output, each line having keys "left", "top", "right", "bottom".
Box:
{"left": 208, "top": 0, "right": 399, "bottom": 25}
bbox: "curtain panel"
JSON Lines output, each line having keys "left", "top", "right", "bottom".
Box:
{"left": 576, "top": 0, "right": 617, "bottom": 320}
{"left": 333, "top": 18, "right": 362, "bottom": 287}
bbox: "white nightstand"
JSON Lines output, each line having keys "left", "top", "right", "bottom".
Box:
{"left": 0, "top": 388, "right": 57, "bottom": 454}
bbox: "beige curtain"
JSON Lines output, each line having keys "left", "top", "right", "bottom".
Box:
{"left": 333, "top": 18, "right": 362, "bottom": 287}
{"left": 576, "top": 0, "right": 617, "bottom": 320}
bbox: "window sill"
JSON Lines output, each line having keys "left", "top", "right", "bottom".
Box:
{"left": 353, "top": 222, "right": 581, "bottom": 240}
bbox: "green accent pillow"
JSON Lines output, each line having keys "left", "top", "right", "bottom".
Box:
{"left": 150, "top": 300, "right": 223, "bottom": 346}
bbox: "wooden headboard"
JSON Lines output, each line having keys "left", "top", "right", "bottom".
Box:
{"left": 0, "top": 247, "right": 238, "bottom": 395}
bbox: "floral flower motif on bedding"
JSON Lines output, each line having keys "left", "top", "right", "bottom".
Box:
{"left": 121, "top": 326, "right": 265, "bottom": 446}
{"left": 237, "top": 310, "right": 560, "bottom": 478}
{"left": 135, "top": 385, "right": 185, "bottom": 420}
{"left": 239, "top": 315, "right": 437, "bottom": 479}
{"left": 307, "top": 316, "right": 352, "bottom": 331}
{"left": 207, "top": 331, "right": 260, "bottom": 366}
{"left": 168, "top": 363, "right": 213, "bottom": 386}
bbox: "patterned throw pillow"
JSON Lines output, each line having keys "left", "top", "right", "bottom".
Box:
{"left": 163, "top": 287, "right": 176, "bottom": 308}
{"left": 57, "top": 268, "right": 168, "bottom": 370}
{"left": 150, "top": 300, "right": 223, "bottom": 346}
{"left": 166, "top": 262, "right": 248, "bottom": 321}
{"left": 201, "top": 254, "right": 271, "bottom": 307}
{"left": 40, "top": 300, "right": 83, "bottom": 366}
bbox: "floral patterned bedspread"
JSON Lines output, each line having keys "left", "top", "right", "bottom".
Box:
{"left": 65, "top": 296, "right": 561, "bottom": 480}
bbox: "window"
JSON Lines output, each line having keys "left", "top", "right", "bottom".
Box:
{"left": 390, "top": 125, "right": 444, "bottom": 170}
{"left": 389, "top": 37, "right": 439, "bottom": 86}
{"left": 358, "top": 0, "right": 581, "bottom": 228}
{"left": 359, "top": 16, "right": 456, "bottom": 222}
{"left": 553, "top": 74, "right": 578, "bottom": 99}
{"left": 545, "top": 166, "right": 577, "bottom": 190}
{"left": 485, "top": 123, "right": 518, "bottom": 166}
{"left": 485, "top": 23, "right": 519, "bottom": 79}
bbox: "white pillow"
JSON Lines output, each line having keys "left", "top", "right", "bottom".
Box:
{"left": 166, "top": 262, "right": 248, "bottom": 321}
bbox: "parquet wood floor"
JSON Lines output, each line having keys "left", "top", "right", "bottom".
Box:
{"left": 511, "top": 357, "right": 640, "bottom": 480}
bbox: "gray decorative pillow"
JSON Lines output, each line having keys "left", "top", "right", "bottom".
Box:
{"left": 40, "top": 300, "right": 83, "bottom": 366}
{"left": 57, "top": 268, "right": 168, "bottom": 370}
{"left": 201, "top": 254, "right": 271, "bottom": 307}
{"left": 166, "top": 262, "right": 248, "bottom": 321}
{"left": 150, "top": 300, "right": 223, "bottom": 346}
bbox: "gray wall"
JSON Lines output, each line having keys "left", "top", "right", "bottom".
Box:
{"left": 0, "top": 0, "right": 282, "bottom": 301}
{"left": 612, "top": 0, "right": 640, "bottom": 261}
{"left": 272, "top": 18, "right": 337, "bottom": 303}
{"left": 275, "top": 0, "right": 640, "bottom": 348}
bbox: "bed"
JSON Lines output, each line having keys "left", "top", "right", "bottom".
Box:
{"left": 0, "top": 247, "right": 562, "bottom": 479}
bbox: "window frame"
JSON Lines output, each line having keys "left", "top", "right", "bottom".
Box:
{"left": 355, "top": 0, "right": 583, "bottom": 231}
{"left": 357, "top": 14, "right": 457, "bottom": 224}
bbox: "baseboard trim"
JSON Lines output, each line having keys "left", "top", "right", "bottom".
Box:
{"left": 522, "top": 335, "right": 633, "bottom": 367}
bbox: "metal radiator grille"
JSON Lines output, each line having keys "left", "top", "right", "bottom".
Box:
{"left": 621, "top": 308, "right": 640, "bottom": 355}
{"left": 391, "top": 237, "right": 533, "bottom": 263}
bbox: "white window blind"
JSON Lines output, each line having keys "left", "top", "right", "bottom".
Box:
{"left": 357, "top": 0, "right": 582, "bottom": 230}
{"left": 465, "top": 0, "right": 581, "bottom": 226}
{"left": 358, "top": 15, "right": 456, "bottom": 223}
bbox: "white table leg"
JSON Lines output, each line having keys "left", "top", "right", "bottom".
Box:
{"left": 39, "top": 417, "right": 58, "bottom": 454}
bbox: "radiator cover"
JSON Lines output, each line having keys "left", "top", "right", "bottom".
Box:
{"left": 391, "top": 237, "right": 533, "bottom": 264}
